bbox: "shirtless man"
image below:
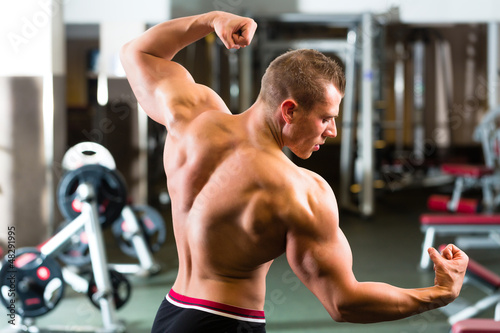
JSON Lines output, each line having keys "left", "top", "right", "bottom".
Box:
{"left": 120, "top": 10, "right": 468, "bottom": 333}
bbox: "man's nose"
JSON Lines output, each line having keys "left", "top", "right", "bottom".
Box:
{"left": 324, "top": 119, "right": 337, "bottom": 138}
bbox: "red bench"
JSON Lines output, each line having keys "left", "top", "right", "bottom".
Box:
{"left": 427, "top": 164, "right": 495, "bottom": 213}
{"left": 441, "top": 164, "right": 494, "bottom": 178}
{"left": 467, "top": 258, "right": 500, "bottom": 288}
{"left": 452, "top": 319, "right": 500, "bottom": 333}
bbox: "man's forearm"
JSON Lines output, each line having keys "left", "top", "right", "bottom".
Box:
{"left": 127, "top": 11, "right": 217, "bottom": 60}
{"left": 333, "top": 282, "right": 452, "bottom": 323}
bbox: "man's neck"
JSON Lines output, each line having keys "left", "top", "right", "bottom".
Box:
{"left": 242, "top": 101, "right": 284, "bottom": 152}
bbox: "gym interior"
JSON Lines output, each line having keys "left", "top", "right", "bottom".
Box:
{"left": 1, "top": 1, "right": 500, "bottom": 332}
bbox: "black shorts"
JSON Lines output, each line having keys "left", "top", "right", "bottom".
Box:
{"left": 151, "top": 289, "right": 266, "bottom": 333}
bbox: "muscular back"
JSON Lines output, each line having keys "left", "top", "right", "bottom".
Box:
{"left": 123, "top": 11, "right": 469, "bottom": 324}
{"left": 164, "top": 111, "right": 303, "bottom": 309}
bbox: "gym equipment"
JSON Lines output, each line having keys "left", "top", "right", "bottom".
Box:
{"left": 419, "top": 214, "right": 500, "bottom": 270}
{"left": 412, "top": 34, "right": 426, "bottom": 165}
{"left": 0, "top": 248, "right": 65, "bottom": 318}
{"left": 338, "top": 13, "right": 377, "bottom": 217}
{"left": 427, "top": 194, "right": 481, "bottom": 214}
{"left": 452, "top": 319, "right": 500, "bottom": 333}
{"left": 488, "top": 22, "right": 499, "bottom": 110}
{"left": 57, "top": 164, "right": 128, "bottom": 228}
{"left": 56, "top": 204, "right": 164, "bottom": 275}
{"left": 112, "top": 205, "right": 166, "bottom": 258}
{"left": 0, "top": 162, "right": 130, "bottom": 332}
{"left": 108, "top": 204, "right": 163, "bottom": 276}
{"left": 379, "top": 29, "right": 456, "bottom": 192}
{"left": 62, "top": 141, "right": 116, "bottom": 171}
{"left": 427, "top": 164, "right": 495, "bottom": 213}
{"left": 427, "top": 106, "right": 500, "bottom": 214}
{"left": 445, "top": 258, "right": 500, "bottom": 326}
{"left": 45, "top": 172, "right": 126, "bottom": 332}
{"left": 54, "top": 161, "right": 162, "bottom": 276}
{"left": 56, "top": 224, "right": 91, "bottom": 267}
{"left": 87, "top": 269, "right": 131, "bottom": 310}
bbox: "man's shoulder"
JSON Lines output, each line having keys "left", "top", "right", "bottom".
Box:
{"left": 296, "top": 166, "right": 331, "bottom": 191}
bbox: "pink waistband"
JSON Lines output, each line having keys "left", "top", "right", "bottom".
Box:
{"left": 167, "top": 289, "right": 266, "bottom": 323}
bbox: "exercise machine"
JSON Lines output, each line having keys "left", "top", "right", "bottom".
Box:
{"left": 0, "top": 142, "right": 165, "bottom": 332}
{"left": 57, "top": 142, "right": 164, "bottom": 276}
{"left": 427, "top": 107, "right": 500, "bottom": 214}
{"left": 447, "top": 258, "right": 500, "bottom": 325}
{"left": 419, "top": 214, "right": 500, "bottom": 270}
{"left": 1, "top": 163, "right": 129, "bottom": 332}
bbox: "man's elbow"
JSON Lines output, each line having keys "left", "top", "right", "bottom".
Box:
{"left": 328, "top": 299, "right": 367, "bottom": 323}
{"left": 328, "top": 303, "right": 351, "bottom": 323}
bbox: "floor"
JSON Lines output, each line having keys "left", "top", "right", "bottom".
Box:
{"left": 1, "top": 186, "right": 499, "bottom": 333}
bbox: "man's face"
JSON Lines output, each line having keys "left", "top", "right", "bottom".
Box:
{"left": 284, "top": 84, "right": 342, "bottom": 159}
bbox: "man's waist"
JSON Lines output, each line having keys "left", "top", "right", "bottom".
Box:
{"left": 167, "top": 289, "right": 266, "bottom": 323}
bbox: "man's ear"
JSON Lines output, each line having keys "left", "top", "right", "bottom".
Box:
{"left": 281, "top": 100, "right": 297, "bottom": 124}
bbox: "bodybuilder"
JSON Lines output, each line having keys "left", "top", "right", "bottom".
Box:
{"left": 121, "top": 10, "right": 468, "bottom": 333}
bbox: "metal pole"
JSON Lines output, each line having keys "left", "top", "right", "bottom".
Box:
{"left": 43, "top": 73, "right": 55, "bottom": 236}
{"left": 394, "top": 42, "right": 405, "bottom": 156}
{"left": 79, "top": 183, "right": 124, "bottom": 332}
{"left": 360, "top": 13, "right": 374, "bottom": 217}
{"left": 488, "top": 22, "right": 498, "bottom": 109}
{"left": 39, "top": 213, "right": 86, "bottom": 256}
{"left": 137, "top": 103, "right": 148, "bottom": 204}
{"left": 339, "top": 28, "right": 357, "bottom": 211}
{"left": 121, "top": 205, "right": 158, "bottom": 272}
{"left": 413, "top": 38, "right": 425, "bottom": 165}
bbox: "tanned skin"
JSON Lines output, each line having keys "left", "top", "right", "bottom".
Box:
{"left": 121, "top": 11, "right": 468, "bottom": 323}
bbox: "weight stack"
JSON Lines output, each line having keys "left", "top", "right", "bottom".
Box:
{"left": 0, "top": 1, "right": 66, "bottom": 249}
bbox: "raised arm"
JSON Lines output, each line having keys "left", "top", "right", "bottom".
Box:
{"left": 120, "top": 11, "right": 257, "bottom": 135}
{"left": 285, "top": 176, "right": 468, "bottom": 323}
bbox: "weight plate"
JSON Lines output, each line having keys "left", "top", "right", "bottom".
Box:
{"left": 57, "top": 164, "right": 127, "bottom": 228}
{"left": 62, "top": 142, "right": 116, "bottom": 171}
{"left": 87, "top": 269, "right": 131, "bottom": 310}
{"left": 56, "top": 225, "right": 91, "bottom": 267}
{"left": 111, "top": 205, "right": 167, "bottom": 258}
{"left": 0, "top": 248, "right": 65, "bottom": 318}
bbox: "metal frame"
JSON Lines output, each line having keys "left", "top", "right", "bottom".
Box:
{"left": 488, "top": 22, "right": 499, "bottom": 110}
{"left": 35, "top": 183, "right": 125, "bottom": 333}
{"left": 6, "top": 183, "right": 160, "bottom": 332}
{"left": 419, "top": 224, "right": 500, "bottom": 270}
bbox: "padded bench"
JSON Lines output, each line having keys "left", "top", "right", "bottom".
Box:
{"left": 419, "top": 214, "right": 500, "bottom": 270}
{"left": 429, "top": 164, "right": 496, "bottom": 213}
{"left": 441, "top": 164, "right": 495, "bottom": 178}
{"left": 452, "top": 319, "right": 500, "bottom": 333}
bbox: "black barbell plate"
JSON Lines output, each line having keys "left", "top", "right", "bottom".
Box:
{"left": 0, "top": 248, "right": 65, "bottom": 318}
{"left": 111, "top": 205, "right": 167, "bottom": 258}
{"left": 57, "top": 164, "right": 127, "bottom": 228}
{"left": 87, "top": 269, "right": 131, "bottom": 310}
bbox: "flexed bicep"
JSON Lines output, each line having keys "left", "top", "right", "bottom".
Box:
{"left": 120, "top": 12, "right": 243, "bottom": 131}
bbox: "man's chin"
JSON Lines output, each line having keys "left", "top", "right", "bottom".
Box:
{"left": 283, "top": 147, "right": 313, "bottom": 160}
{"left": 293, "top": 150, "right": 313, "bottom": 160}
